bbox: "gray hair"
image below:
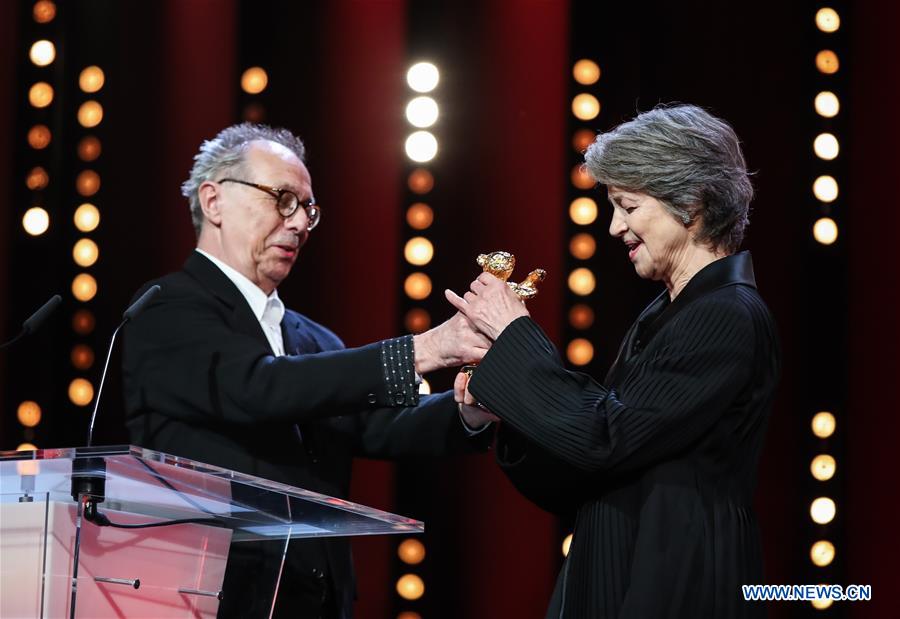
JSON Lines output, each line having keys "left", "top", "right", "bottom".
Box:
{"left": 583, "top": 104, "right": 753, "bottom": 253}
{"left": 181, "top": 123, "right": 307, "bottom": 237}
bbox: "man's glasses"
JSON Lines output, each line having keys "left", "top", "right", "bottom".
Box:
{"left": 219, "top": 178, "right": 320, "bottom": 231}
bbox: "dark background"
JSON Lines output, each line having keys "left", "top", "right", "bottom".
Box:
{"left": 2, "top": 1, "right": 895, "bottom": 617}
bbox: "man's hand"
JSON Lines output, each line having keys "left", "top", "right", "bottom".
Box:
{"left": 413, "top": 312, "right": 491, "bottom": 374}
{"left": 454, "top": 371, "right": 499, "bottom": 428}
{"left": 444, "top": 273, "right": 530, "bottom": 341}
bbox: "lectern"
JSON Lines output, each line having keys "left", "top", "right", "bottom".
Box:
{"left": 0, "top": 445, "right": 422, "bottom": 618}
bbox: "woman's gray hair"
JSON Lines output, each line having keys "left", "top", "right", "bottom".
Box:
{"left": 181, "top": 123, "right": 307, "bottom": 237}
{"left": 583, "top": 104, "right": 753, "bottom": 253}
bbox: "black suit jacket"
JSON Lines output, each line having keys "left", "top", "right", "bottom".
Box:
{"left": 123, "top": 251, "right": 488, "bottom": 618}
{"left": 469, "top": 252, "right": 780, "bottom": 619}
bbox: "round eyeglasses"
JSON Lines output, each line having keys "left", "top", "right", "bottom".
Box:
{"left": 219, "top": 178, "right": 320, "bottom": 230}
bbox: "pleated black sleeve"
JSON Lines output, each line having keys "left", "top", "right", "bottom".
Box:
{"left": 468, "top": 293, "right": 755, "bottom": 477}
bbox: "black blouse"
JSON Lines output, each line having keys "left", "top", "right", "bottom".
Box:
{"left": 469, "top": 251, "right": 780, "bottom": 618}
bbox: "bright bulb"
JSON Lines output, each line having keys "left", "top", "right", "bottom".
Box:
{"left": 407, "top": 63, "right": 439, "bottom": 93}
{"left": 406, "top": 96, "right": 439, "bottom": 128}
{"left": 405, "top": 131, "right": 438, "bottom": 162}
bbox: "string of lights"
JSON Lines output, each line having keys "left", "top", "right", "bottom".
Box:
{"left": 807, "top": 5, "right": 845, "bottom": 613}
{"left": 15, "top": 0, "right": 63, "bottom": 452}
{"left": 393, "top": 60, "right": 441, "bottom": 619}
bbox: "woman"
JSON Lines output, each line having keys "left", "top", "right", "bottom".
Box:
{"left": 448, "top": 104, "right": 780, "bottom": 618}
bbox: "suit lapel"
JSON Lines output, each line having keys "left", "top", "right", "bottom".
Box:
{"left": 182, "top": 251, "right": 272, "bottom": 352}
{"left": 281, "top": 312, "right": 321, "bottom": 356}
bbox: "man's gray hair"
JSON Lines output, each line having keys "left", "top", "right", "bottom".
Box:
{"left": 583, "top": 104, "right": 753, "bottom": 253}
{"left": 181, "top": 123, "right": 307, "bottom": 237}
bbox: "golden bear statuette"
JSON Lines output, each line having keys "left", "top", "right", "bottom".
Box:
{"left": 476, "top": 251, "right": 547, "bottom": 300}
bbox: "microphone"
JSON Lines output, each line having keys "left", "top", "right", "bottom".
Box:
{"left": 123, "top": 285, "right": 161, "bottom": 321}
{"left": 85, "top": 285, "right": 161, "bottom": 447}
{"left": 0, "top": 294, "right": 62, "bottom": 350}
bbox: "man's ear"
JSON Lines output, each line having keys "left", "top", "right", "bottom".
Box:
{"left": 198, "top": 181, "right": 223, "bottom": 227}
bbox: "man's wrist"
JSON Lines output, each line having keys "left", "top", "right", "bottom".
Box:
{"left": 412, "top": 331, "right": 438, "bottom": 374}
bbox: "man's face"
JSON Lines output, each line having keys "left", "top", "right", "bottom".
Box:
{"left": 215, "top": 140, "right": 312, "bottom": 292}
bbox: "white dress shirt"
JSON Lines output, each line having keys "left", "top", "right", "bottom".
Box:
{"left": 195, "top": 249, "right": 286, "bottom": 356}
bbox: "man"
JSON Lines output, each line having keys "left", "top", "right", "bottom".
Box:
{"left": 122, "top": 123, "right": 494, "bottom": 618}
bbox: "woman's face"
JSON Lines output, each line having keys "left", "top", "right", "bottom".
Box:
{"left": 607, "top": 187, "right": 695, "bottom": 283}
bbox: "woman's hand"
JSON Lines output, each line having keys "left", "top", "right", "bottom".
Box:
{"left": 454, "top": 371, "right": 499, "bottom": 428}
{"left": 444, "top": 273, "right": 530, "bottom": 341}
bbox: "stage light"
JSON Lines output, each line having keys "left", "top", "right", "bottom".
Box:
{"left": 74, "top": 203, "right": 100, "bottom": 232}
{"left": 568, "top": 268, "right": 596, "bottom": 296}
{"left": 77, "top": 170, "right": 101, "bottom": 197}
{"left": 812, "top": 175, "right": 838, "bottom": 202}
{"left": 406, "top": 203, "right": 434, "bottom": 230}
{"left": 29, "top": 40, "right": 55, "bottom": 66}
{"left": 396, "top": 574, "right": 425, "bottom": 600}
{"left": 408, "top": 169, "right": 434, "bottom": 194}
{"left": 68, "top": 378, "right": 94, "bottom": 407}
{"left": 17, "top": 443, "right": 38, "bottom": 452}
{"left": 813, "top": 217, "right": 838, "bottom": 245}
{"left": 406, "top": 96, "right": 439, "bottom": 128}
{"left": 810, "top": 497, "right": 836, "bottom": 525}
{"left": 815, "top": 8, "right": 840, "bottom": 33}
{"left": 22, "top": 207, "right": 50, "bottom": 236}
{"left": 17, "top": 401, "right": 42, "bottom": 428}
{"left": 404, "top": 237, "right": 434, "bottom": 266}
{"left": 811, "top": 411, "right": 836, "bottom": 438}
{"left": 405, "top": 131, "right": 438, "bottom": 162}
{"left": 79, "top": 66, "right": 105, "bottom": 93}
{"left": 811, "top": 597, "right": 833, "bottom": 610}
{"left": 404, "top": 308, "right": 431, "bottom": 334}
{"left": 571, "top": 164, "right": 595, "bottom": 190}
{"left": 72, "top": 273, "right": 98, "bottom": 302}
{"left": 562, "top": 533, "right": 573, "bottom": 557}
{"left": 242, "top": 102, "right": 266, "bottom": 123}
{"left": 404, "top": 272, "right": 432, "bottom": 300}
{"left": 569, "top": 233, "right": 596, "bottom": 260}
{"left": 72, "top": 310, "right": 95, "bottom": 335}
{"left": 810, "top": 540, "right": 835, "bottom": 567}
{"left": 814, "top": 91, "right": 839, "bottom": 118}
{"left": 73, "top": 238, "right": 99, "bottom": 267}
{"left": 33, "top": 1, "right": 56, "bottom": 23}
{"left": 407, "top": 62, "right": 439, "bottom": 93}
{"left": 397, "top": 613, "right": 422, "bottom": 619}
{"left": 572, "top": 128, "right": 595, "bottom": 153}
{"left": 572, "top": 94, "right": 601, "bottom": 121}
{"left": 811, "top": 454, "right": 836, "bottom": 481}
{"left": 419, "top": 379, "right": 431, "bottom": 395}
{"left": 29, "top": 82, "right": 54, "bottom": 108}
{"left": 567, "top": 338, "right": 594, "bottom": 365}
{"left": 572, "top": 60, "right": 601, "bottom": 85}
{"left": 77, "top": 101, "right": 104, "bottom": 128}
{"left": 398, "top": 539, "right": 426, "bottom": 565}
{"left": 813, "top": 133, "right": 839, "bottom": 160}
{"left": 568, "top": 304, "right": 594, "bottom": 329}
{"left": 569, "top": 197, "right": 598, "bottom": 225}
{"left": 78, "top": 136, "right": 102, "bottom": 161}
{"left": 815, "top": 50, "right": 839, "bottom": 74}
{"left": 241, "top": 67, "right": 268, "bottom": 94}
{"left": 27, "top": 124, "right": 51, "bottom": 149}
{"left": 71, "top": 344, "right": 95, "bottom": 370}
{"left": 26, "top": 166, "right": 49, "bottom": 190}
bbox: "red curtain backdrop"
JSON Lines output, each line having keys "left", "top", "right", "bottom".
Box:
{"left": 847, "top": 4, "right": 900, "bottom": 615}
{"left": 315, "top": 3, "right": 408, "bottom": 616}
{"left": 453, "top": 2, "right": 569, "bottom": 617}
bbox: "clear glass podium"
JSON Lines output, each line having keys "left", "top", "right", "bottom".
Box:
{"left": 0, "top": 445, "right": 423, "bottom": 618}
